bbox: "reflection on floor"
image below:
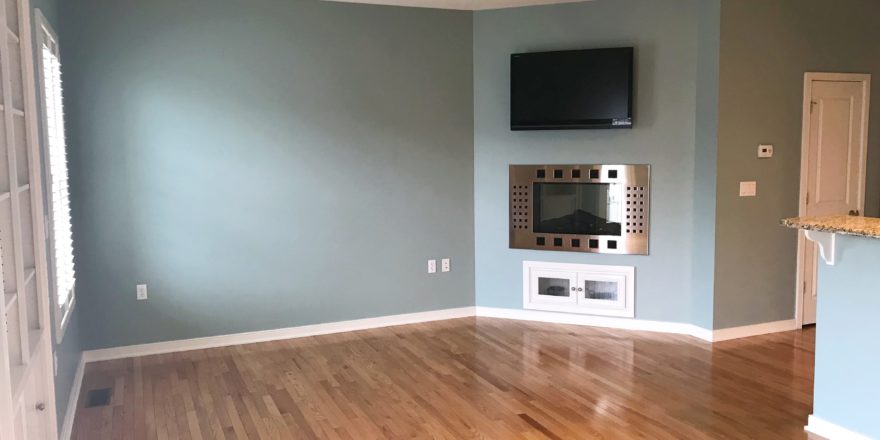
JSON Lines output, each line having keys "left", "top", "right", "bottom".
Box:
{"left": 72, "top": 317, "right": 816, "bottom": 439}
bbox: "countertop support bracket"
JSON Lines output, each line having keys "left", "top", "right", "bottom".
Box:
{"left": 804, "top": 230, "right": 836, "bottom": 266}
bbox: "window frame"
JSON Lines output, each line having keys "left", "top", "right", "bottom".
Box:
{"left": 34, "top": 9, "right": 75, "bottom": 343}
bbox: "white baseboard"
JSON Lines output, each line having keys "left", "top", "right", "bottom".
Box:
{"left": 59, "top": 353, "right": 86, "bottom": 440}
{"left": 475, "top": 307, "right": 715, "bottom": 341}
{"left": 806, "top": 414, "right": 873, "bottom": 440}
{"left": 82, "top": 306, "right": 476, "bottom": 363}
{"left": 711, "top": 319, "right": 798, "bottom": 342}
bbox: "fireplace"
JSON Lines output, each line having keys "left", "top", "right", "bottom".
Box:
{"left": 510, "top": 164, "right": 650, "bottom": 255}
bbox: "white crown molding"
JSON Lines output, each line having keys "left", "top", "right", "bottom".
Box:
{"left": 322, "top": 0, "right": 591, "bottom": 11}
{"left": 806, "top": 415, "right": 873, "bottom": 440}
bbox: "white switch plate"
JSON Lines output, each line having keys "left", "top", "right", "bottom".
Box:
{"left": 739, "top": 181, "right": 757, "bottom": 197}
{"left": 758, "top": 144, "right": 774, "bottom": 158}
{"left": 427, "top": 260, "right": 437, "bottom": 274}
{"left": 441, "top": 258, "right": 450, "bottom": 273}
{"left": 136, "top": 284, "right": 148, "bottom": 300}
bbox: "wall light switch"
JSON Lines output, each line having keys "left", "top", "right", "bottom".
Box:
{"left": 758, "top": 144, "right": 774, "bottom": 158}
{"left": 136, "top": 284, "right": 148, "bottom": 300}
{"left": 739, "top": 181, "right": 757, "bottom": 197}
{"left": 441, "top": 258, "right": 450, "bottom": 273}
{"left": 428, "top": 260, "right": 437, "bottom": 274}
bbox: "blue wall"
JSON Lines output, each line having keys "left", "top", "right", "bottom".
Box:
{"left": 813, "top": 235, "right": 880, "bottom": 438}
{"left": 474, "top": 0, "right": 712, "bottom": 325}
{"left": 690, "top": 0, "right": 720, "bottom": 329}
{"left": 59, "top": 0, "right": 475, "bottom": 350}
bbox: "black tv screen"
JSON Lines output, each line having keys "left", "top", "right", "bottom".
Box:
{"left": 510, "top": 47, "right": 634, "bottom": 130}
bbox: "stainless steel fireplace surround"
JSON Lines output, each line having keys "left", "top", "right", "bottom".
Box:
{"left": 510, "top": 164, "right": 650, "bottom": 255}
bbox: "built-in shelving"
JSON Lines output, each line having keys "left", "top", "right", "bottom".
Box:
{"left": 3, "top": 291, "right": 15, "bottom": 309}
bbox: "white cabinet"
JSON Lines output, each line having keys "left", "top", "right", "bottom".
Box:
{"left": 523, "top": 261, "right": 635, "bottom": 318}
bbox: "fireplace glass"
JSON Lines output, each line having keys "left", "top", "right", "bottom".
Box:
{"left": 533, "top": 183, "right": 622, "bottom": 236}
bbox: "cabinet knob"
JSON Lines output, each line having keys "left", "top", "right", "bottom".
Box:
{"left": 35, "top": 403, "right": 45, "bottom": 411}
{"left": 577, "top": 287, "right": 584, "bottom": 292}
{"left": 570, "top": 287, "right": 576, "bottom": 291}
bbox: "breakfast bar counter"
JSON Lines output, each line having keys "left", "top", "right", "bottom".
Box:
{"left": 781, "top": 215, "right": 880, "bottom": 439}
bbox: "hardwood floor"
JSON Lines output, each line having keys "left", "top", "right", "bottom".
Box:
{"left": 71, "top": 318, "right": 816, "bottom": 439}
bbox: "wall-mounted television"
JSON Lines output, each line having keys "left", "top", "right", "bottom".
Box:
{"left": 510, "top": 47, "right": 634, "bottom": 130}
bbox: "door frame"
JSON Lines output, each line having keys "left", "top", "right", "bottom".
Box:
{"left": 795, "top": 72, "right": 871, "bottom": 327}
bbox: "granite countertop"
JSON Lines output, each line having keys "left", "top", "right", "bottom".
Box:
{"left": 781, "top": 215, "right": 880, "bottom": 239}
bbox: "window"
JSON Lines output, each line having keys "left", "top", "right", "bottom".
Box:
{"left": 36, "top": 10, "right": 75, "bottom": 342}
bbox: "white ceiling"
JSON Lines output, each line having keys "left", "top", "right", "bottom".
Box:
{"left": 323, "top": 0, "right": 592, "bottom": 11}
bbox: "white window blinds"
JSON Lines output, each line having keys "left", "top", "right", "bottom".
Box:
{"left": 40, "top": 38, "right": 75, "bottom": 310}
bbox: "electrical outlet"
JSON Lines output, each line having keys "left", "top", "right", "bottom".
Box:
{"left": 758, "top": 144, "right": 774, "bottom": 158}
{"left": 427, "top": 260, "right": 437, "bottom": 274}
{"left": 136, "top": 284, "right": 148, "bottom": 301}
{"left": 441, "top": 258, "right": 450, "bottom": 273}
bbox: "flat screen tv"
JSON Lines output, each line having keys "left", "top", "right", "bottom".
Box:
{"left": 510, "top": 47, "right": 634, "bottom": 130}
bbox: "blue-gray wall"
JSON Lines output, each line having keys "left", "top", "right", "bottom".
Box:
{"left": 813, "top": 235, "right": 880, "bottom": 438}
{"left": 691, "top": 0, "right": 720, "bottom": 329}
{"left": 474, "top": 0, "right": 712, "bottom": 325}
{"left": 59, "top": 0, "right": 475, "bottom": 350}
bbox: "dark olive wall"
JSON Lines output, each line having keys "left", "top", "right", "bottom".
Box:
{"left": 714, "top": 0, "right": 880, "bottom": 328}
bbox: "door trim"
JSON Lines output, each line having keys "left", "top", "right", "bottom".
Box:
{"left": 795, "top": 72, "right": 871, "bottom": 327}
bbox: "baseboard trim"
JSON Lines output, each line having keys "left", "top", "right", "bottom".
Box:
{"left": 82, "top": 306, "right": 476, "bottom": 363}
{"left": 59, "top": 353, "right": 86, "bottom": 440}
{"left": 712, "top": 319, "right": 799, "bottom": 342}
{"left": 806, "top": 414, "right": 873, "bottom": 440}
{"left": 475, "top": 307, "right": 715, "bottom": 342}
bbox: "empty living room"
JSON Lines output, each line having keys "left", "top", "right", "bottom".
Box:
{"left": 0, "top": 0, "right": 879, "bottom": 438}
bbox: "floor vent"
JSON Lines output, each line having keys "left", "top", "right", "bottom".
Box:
{"left": 85, "top": 388, "right": 112, "bottom": 408}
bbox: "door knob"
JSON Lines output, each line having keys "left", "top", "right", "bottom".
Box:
{"left": 849, "top": 210, "right": 860, "bottom": 216}
{"left": 35, "top": 403, "right": 45, "bottom": 411}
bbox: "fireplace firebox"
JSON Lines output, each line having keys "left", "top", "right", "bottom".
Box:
{"left": 510, "top": 164, "right": 650, "bottom": 255}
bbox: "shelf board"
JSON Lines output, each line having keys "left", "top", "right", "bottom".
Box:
{"left": 23, "top": 267, "right": 35, "bottom": 287}
{"left": 0, "top": 191, "right": 9, "bottom": 202}
{"left": 17, "top": 183, "right": 29, "bottom": 193}
{"left": 7, "top": 29, "right": 19, "bottom": 44}
{"left": 10, "top": 108, "right": 23, "bottom": 117}
{"left": 3, "top": 291, "right": 16, "bottom": 309}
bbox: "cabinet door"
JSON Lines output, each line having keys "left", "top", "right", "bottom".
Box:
{"left": 529, "top": 269, "right": 578, "bottom": 305}
{"left": 576, "top": 273, "right": 627, "bottom": 311}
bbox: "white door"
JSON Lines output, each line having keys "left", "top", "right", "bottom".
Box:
{"left": 0, "top": 0, "right": 57, "bottom": 438}
{"left": 797, "top": 73, "right": 870, "bottom": 326}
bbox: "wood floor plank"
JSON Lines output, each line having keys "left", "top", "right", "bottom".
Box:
{"left": 72, "top": 318, "right": 815, "bottom": 439}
